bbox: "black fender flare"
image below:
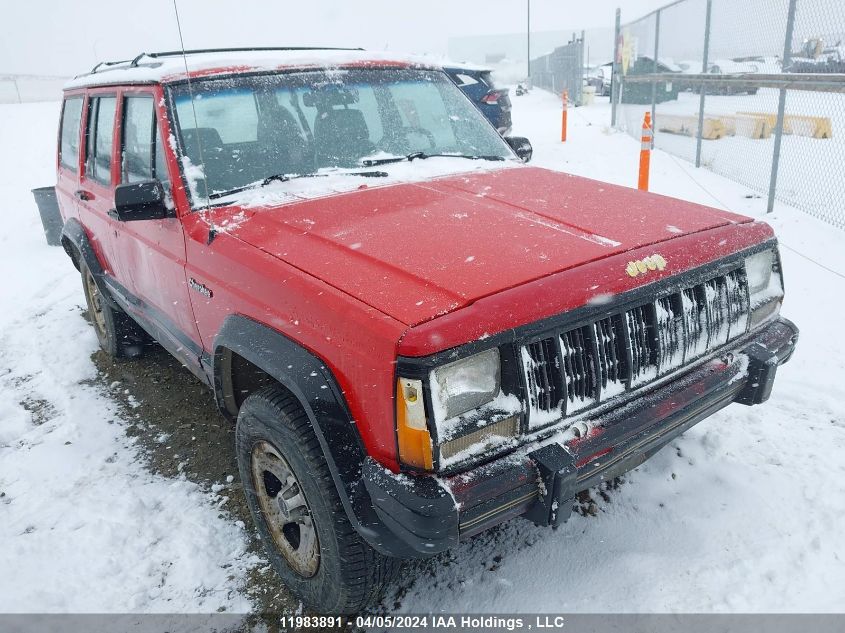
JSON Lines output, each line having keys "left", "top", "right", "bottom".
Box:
{"left": 212, "top": 314, "right": 423, "bottom": 558}
{"left": 61, "top": 217, "right": 100, "bottom": 275}
{"left": 61, "top": 217, "right": 119, "bottom": 309}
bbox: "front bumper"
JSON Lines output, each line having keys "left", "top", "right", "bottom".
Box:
{"left": 362, "top": 317, "right": 798, "bottom": 557}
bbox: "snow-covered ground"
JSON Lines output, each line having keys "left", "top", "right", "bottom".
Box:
{"left": 1, "top": 90, "right": 843, "bottom": 616}
{"left": 0, "top": 102, "right": 257, "bottom": 613}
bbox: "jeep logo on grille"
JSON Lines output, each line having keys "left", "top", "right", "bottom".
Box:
{"left": 626, "top": 254, "right": 667, "bottom": 277}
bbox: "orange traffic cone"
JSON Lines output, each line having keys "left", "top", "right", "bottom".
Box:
{"left": 638, "top": 112, "right": 653, "bottom": 191}
{"left": 561, "top": 90, "right": 568, "bottom": 142}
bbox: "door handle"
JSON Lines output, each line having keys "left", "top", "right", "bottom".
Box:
{"left": 74, "top": 189, "right": 93, "bottom": 201}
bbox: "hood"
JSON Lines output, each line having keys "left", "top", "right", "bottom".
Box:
{"left": 228, "top": 166, "right": 749, "bottom": 326}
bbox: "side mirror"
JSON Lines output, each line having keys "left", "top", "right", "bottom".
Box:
{"left": 505, "top": 136, "right": 533, "bottom": 163}
{"left": 113, "top": 180, "right": 168, "bottom": 221}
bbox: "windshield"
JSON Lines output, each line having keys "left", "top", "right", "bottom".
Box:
{"left": 168, "top": 68, "right": 515, "bottom": 204}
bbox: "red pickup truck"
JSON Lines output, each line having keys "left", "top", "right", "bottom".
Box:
{"left": 53, "top": 48, "right": 797, "bottom": 613}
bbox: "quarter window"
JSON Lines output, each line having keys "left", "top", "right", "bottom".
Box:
{"left": 154, "top": 127, "right": 170, "bottom": 188}
{"left": 60, "top": 97, "right": 84, "bottom": 172}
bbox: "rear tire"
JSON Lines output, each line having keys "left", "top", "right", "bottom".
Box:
{"left": 79, "top": 260, "right": 144, "bottom": 358}
{"left": 236, "top": 386, "right": 400, "bottom": 613}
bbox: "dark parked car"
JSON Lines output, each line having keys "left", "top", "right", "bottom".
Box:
{"left": 586, "top": 63, "right": 612, "bottom": 96}
{"left": 444, "top": 65, "right": 512, "bottom": 135}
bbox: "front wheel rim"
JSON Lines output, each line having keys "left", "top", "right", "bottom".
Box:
{"left": 251, "top": 440, "right": 320, "bottom": 578}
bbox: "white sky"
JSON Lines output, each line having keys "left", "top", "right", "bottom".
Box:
{"left": 1, "top": 0, "right": 667, "bottom": 76}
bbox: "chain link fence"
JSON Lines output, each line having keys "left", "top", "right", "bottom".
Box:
{"left": 611, "top": 0, "right": 845, "bottom": 230}
{"left": 530, "top": 33, "right": 585, "bottom": 105}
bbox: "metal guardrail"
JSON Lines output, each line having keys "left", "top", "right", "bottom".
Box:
{"left": 622, "top": 73, "right": 845, "bottom": 93}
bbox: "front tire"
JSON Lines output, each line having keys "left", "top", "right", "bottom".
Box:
{"left": 236, "top": 386, "right": 400, "bottom": 613}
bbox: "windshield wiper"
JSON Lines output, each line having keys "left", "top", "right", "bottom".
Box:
{"left": 262, "top": 170, "right": 389, "bottom": 186}
{"left": 208, "top": 170, "right": 388, "bottom": 200}
{"left": 361, "top": 152, "right": 506, "bottom": 167}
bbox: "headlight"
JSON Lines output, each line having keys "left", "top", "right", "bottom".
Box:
{"left": 745, "top": 249, "right": 774, "bottom": 295}
{"left": 430, "top": 349, "right": 501, "bottom": 422}
{"left": 745, "top": 248, "right": 784, "bottom": 328}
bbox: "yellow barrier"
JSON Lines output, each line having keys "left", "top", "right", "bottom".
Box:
{"left": 718, "top": 114, "right": 772, "bottom": 139}
{"left": 657, "top": 114, "right": 726, "bottom": 140}
{"left": 738, "top": 112, "right": 832, "bottom": 139}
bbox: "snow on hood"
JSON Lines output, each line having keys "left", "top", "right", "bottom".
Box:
{"left": 218, "top": 166, "right": 749, "bottom": 326}
{"left": 206, "top": 156, "right": 520, "bottom": 209}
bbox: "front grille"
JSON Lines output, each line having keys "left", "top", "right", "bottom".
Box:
{"left": 521, "top": 267, "right": 749, "bottom": 429}
{"left": 521, "top": 338, "right": 561, "bottom": 413}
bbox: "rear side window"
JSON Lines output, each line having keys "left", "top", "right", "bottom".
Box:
{"left": 59, "top": 97, "right": 84, "bottom": 171}
{"left": 86, "top": 96, "right": 117, "bottom": 185}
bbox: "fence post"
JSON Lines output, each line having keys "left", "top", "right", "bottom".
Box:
{"left": 695, "top": 0, "right": 713, "bottom": 168}
{"left": 651, "top": 9, "right": 661, "bottom": 129}
{"left": 579, "top": 29, "right": 586, "bottom": 106}
{"left": 13, "top": 78, "right": 22, "bottom": 104}
{"left": 527, "top": 0, "right": 531, "bottom": 84}
{"left": 768, "top": 0, "right": 798, "bottom": 213}
{"left": 611, "top": 8, "right": 621, "bottom": 127}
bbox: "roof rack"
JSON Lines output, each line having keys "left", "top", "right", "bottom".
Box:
{"left": 121, "top": 47, "right": 365, "bottom": 69}
{"left": 85, "top": 47, "right": 366, "bottom": 76}
{"left": 89, "top": 59, "right": 135, "bottom": 74}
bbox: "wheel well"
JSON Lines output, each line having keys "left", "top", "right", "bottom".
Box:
{"left": 61, "top": 236, "right": 80, "bottom": 271}
{"left": 218, "top": 347, "right": 281, "bottom": 417}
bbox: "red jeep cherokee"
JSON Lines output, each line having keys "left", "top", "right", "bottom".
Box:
{"left": 53, "top": 48, "right": 797, "bottom": 612}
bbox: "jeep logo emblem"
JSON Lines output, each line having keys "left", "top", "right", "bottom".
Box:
{"left": 188, "top": 278, "right": 213, "bottom": 298}
{"left": 626, "top": 254, "right": 667, "bottom": 277}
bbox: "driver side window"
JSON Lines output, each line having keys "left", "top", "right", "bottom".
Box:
{"left": 122, "top": 95, "right": 170, "bottom": 188}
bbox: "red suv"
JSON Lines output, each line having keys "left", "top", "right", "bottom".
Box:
{"left": 52, "top": 48, "right": 797, "bottom": 613}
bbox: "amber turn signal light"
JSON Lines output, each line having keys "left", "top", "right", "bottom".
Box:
{"left": 396, "top": 379, "right": 433, "bottom": 470}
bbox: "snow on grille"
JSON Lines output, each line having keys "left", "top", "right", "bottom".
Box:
{"left": 521, "top": 266, "right": 750, "bottom": 429}
{"left": 560, "top": 326, "right": 598, "bottom": 414}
